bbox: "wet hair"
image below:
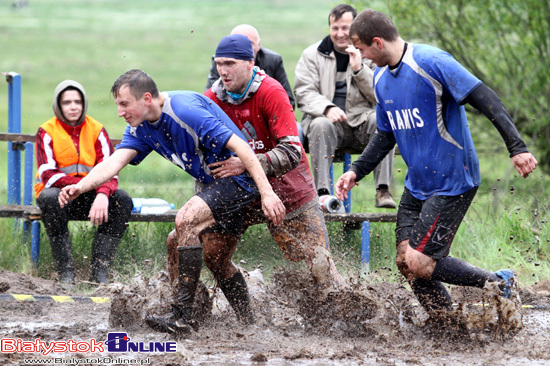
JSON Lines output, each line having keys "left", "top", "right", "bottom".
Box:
{"left": 349, "top": 9, "right": 399, "bottom": 46}
{"left": 111, "top": 69, "right": 159, "bottom": 100}
{"left": 328, "top": 4, "right": 357, "bottom": 25}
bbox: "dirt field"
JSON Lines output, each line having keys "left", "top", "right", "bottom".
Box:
{"left": 0, "top": 268, "right": 549, "bottom": 366}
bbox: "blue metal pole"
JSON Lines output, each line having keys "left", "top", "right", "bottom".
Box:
{"left": 31, "top": 220, "right": 41, "bottom": 267}
{"left": 6, "top": 72, "right": 22, "bottom": 205}
{"left": 360, "top": 221, "right": 371, "bottom": 278}
{"left": 329, "top": 164, "right": 334, "bottom": 195}
{"left": 24, "top": 141, "right": 34, "bottom": 205}
{"left": 343, "top": 153, "right": 352, "bottom": 213}
{"left": 23, "top": 141, "right": 35, "bottom": 245}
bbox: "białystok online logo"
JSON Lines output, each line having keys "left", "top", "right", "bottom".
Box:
{"left": 104, "top": 333, "right": 176, "bottom": 353}
{"left": 0, "top": 332, "right": 177, "bottom": 355}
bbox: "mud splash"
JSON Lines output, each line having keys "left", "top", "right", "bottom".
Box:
{"left": 0, "top": 269, "right": 547, "bottom": 366}
{"left": 108, "top": 271, "right": 212, "bottom": 330}
{"left": 109, "top": 267, "right": 524, "bottom": 343}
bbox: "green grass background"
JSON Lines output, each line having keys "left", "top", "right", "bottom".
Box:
{"left": 0, "top": 0, "right": 548, "bottom": 288}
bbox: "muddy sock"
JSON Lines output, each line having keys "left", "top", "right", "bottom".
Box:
{"left": 218, "top": 271, "right": 255, "bottom": 325}
{"left": 173, "top": 246, "right": 203, "bottom": 323}
{"left": 411, "top": 278, "right": 452, "bottom": 311}
{"left": 431, "top": 256, "right": 499, "bottom": 288}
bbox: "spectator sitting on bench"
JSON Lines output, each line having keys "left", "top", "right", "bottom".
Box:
{"left": 35, "top": 80, "right": 133, "bottom": 285}
{"left": 294, "top": 3, "right": 396, "bottom": 208}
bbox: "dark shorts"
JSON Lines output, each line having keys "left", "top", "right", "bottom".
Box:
{"left": 196, "top": 176, "right": 259, "bottom": 236}
{"left": 395, "top": 186, "right": 478, "bottom": 260}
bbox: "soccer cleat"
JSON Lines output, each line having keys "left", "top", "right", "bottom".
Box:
{"left": 145, "top": 313, "right": 195, "bottom": 337}
{"left": 495, "top": 269, "right": 517, "bottom": 298}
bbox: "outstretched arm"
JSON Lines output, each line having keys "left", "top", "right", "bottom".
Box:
{"left": 59, "top": 148, "right": 137, "bottom": 207}
{"left": 465, "top": 83, "right": 537, "bottom": 178}
{"left": 225, "top": 135, "right": 286, "bottom": 226}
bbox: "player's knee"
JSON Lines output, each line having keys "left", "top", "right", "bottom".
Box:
{"left": 398, "top": 253, "right": 434, "bottom": 280}
{"left": 38, "top": 188, "right": 63, "bottom": 210}
{"left": 408, "top": 261, "right": 434, "bottom": 280}
{"left": 395, "top": 253, "right": 408, "bottom": 276}
{"left": 175, "top": 214, "right": 200, "bottom": 237}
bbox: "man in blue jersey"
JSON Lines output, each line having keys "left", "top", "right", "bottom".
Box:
{"left": 59, "top": 69, "right": 286, "bottom": 336}
{"left": 335, "top": 10, "right": 538, "bottom": 316}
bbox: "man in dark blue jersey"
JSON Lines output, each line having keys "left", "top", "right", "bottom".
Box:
{"left": 59, "top": 69, "right": 285, "bottom": 336}
{"left": 336, "top": 10, "right": 538, "bottom": 316}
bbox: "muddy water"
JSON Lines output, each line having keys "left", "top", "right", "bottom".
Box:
{"left": 0, "top": 269, "right": 549, "bottom": 365}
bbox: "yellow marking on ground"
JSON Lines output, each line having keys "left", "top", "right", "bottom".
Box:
{"left": 50, "top": 295, "right": 75, "bottom": 303}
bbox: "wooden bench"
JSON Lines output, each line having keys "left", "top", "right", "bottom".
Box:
{"left": 0, "top": 202, "right": 395, "bottom": 276}
{"left": 0, "top": 204, "right": 397, "bottom": 224}
{"left": 1, "top": 132, "right": 396, "bottom": 275}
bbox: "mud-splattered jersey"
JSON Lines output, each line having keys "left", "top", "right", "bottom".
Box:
{"left": 116, "top": 91, "right": 254, "bottom": 190}
{"left": 374, "top": 43, "right": 482, "bottom": 199}
{"left": 205, "top": 75, "right": 317, "bottom": 213}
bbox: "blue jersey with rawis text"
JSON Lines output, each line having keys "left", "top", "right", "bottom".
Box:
{"left": 116, "top": 91, "right": 253, "bottom": 189}
{"left": 374, "top": 43, "right": 482, "bottom": 200}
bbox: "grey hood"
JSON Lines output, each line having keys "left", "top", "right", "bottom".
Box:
{"left": 52, "top": 80, "right": 88, "bottom": 125}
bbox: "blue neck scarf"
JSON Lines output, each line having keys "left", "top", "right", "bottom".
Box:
{"left": 227, "top": 69, "right": 257, "bottom": 101}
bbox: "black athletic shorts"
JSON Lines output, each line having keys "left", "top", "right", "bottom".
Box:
{"left": 196, "top": 176, "right": 259, "bottom": 236}
{"left": 395, "top": 186, "right": 478, "bottom": 260}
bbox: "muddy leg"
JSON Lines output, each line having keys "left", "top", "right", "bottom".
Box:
{"left": 166, "top": 229, "right": 178, "bottom": 287}
{"left": 410, "top": 278, "right": 452, "bottom": 313}
{"left": 172, "top": 246, "right": 203, "bottom": 324}
{"left": 309, "top": 245, "right": 347, "bottom": 290}
{"left": 146, "top": 246, "right": 203, "bottom": 336}
{"left": 202, "top": 231, "right": 255, "bottom": 324}
{"left": 146, "top": 197, "right": 215, "bottom": 336}
{"left": 270, "top": 205, "right": 347, "bottom": 291}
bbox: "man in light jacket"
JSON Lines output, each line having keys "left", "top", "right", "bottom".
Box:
{"left": 294, "top": 4, "right": 396, "bottom": 208}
